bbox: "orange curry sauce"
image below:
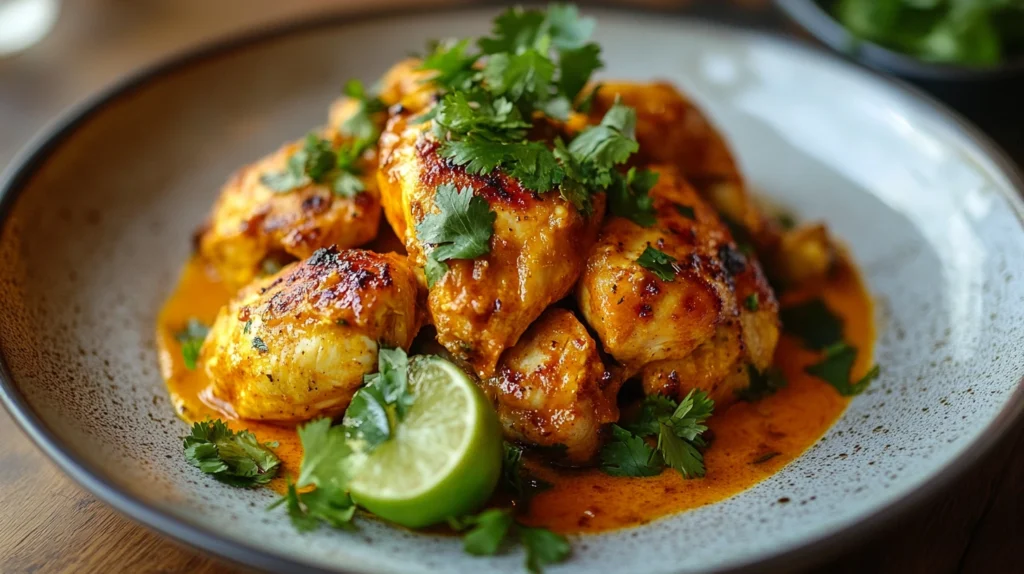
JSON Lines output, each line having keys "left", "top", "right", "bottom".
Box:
{"left": 157, "top": 255, "right": 874, "bottom": 535}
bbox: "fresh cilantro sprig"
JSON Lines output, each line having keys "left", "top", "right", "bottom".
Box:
{"left": 269, "top": 418, "right": 359, "bottom": 531}
{"left": 415, "top": 5, "right": 651, "bottom": 215}
{"left": 806, "top": 343, "right": 881, "bottom": 397}
{"left": 737, "top": 366, "right": 788, "bottom": 402}
{"left": 182, "top": 419, "right": 281, "bottom": 487}
{"left": 600, "top": 390, "right": 715, "bottom": 479}
{"left": 260, "top": 133, "right": 368, "bottom": 198}
{"left": 636, "top": 246, "right": 678, "bottom": 282}
{"left": 344, "top": 347, "right": 418, "bottom": 451}
{"left": 415, "top": 183, "right": 497, "bottom": 287}
{"left": 781, "top": 298, "right": 844, "bottom": 350}
{"left": 175, "top": 318, "right": 209, "bottom": 370}
{"left": 502, "top": 442, "right": 553, "bottom": 508}
{"left": 449, "top": 508, "right": 571, "bottom": 574}
{"left": 339, "top": 79, "right": 386, "bottom": 142}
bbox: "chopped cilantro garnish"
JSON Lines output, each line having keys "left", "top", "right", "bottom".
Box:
{"left": 342, "top": 347, "right": 416, "bottom": 452}
{"left": 502, "top": 442, "right": 552, "bottom": 508}
{"left": 608, "top": 166, "right": 658, "bottom": 226}
{"left": 251, "top": 336, "right": 269, "bottom": 354}
{"left": 806, "top": 343, "right": 880, "bottom": 397}
{"left": 259, "top": 133, "right": 367, "bottom": 198}
{"left": 599, "top": 425, "right": 662, "bottom": 477}
{"left": 674, "top": 204, "right": 696, "bottom": 220}
{"left": 339, "top": 79, "right": 385, "bottom": 142}
{"left": 600, "top": 390, "right": 714, "bottom": 479}
{"left": 182, "top": 419, "right": 280, "bottom": 487}
{"left": 449, "top": 508, "right": 571, "bottom": 573}
{"left": 415, "top": 184, "right": 497, "bottom": 288}
{"left": 268, "top": 418, "right": 358, "bottom": 531}
{"left": 737, "top": 366, "right": 788, "bottom": 402}
{"left": 781, "top": 298, "right": 844, "bottom": 350}
{"left": 417, "top": 4, "right": 641, "bottom": 214}
{"left": 636, "top": 246, "right": 678, "bottom": 282}
{"left": 175, "top": 318, "right": 209, "bottom": 370}
{"left": 745, "top": 293, "right": 760, "bottom": 311}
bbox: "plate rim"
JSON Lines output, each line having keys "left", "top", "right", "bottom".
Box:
{"left": 1, "top": 3, "right": 1023, "bottom": 573}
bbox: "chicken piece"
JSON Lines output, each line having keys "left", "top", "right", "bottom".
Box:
{"left": 198, "top": 114, "right": 381, "bottom": 291}
{"left": 576, "top": 167, "right": 780, "bottom": 407}
{"left": 377, "top": 109, "right": 605, "bottom": 378}
{"left": 591, "top": 82, "right": 836, "bottom": 286}
{"left": 201, "top": 247, "right": 422, "bottom": 423}
{"left": 483, "top": 308, "right": 618, "bottom": 463}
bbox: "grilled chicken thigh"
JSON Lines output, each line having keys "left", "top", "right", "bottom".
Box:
{"left": 577, "top": 167, "right": 779, "bottom": 406}
{"left": 591, "top": 82, "right": 835, "bottom": 286}
{"left": 198, "top": 119, "right": 381, "bottom": 291}
{"left": 377, "top": 108, "right": 605, "bottom": 379}
{"left": 202, "top": 247, "right": 422, "bottom": 423}
{"left": 484, "top": 308, "right": 618, "bottom": 463}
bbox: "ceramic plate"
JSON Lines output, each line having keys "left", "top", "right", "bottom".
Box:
{"left": 2, "top": 5, "right": 1023, "bottom": 574}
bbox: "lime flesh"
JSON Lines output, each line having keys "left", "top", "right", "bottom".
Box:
{"left": 347, "top": 355, "right": 503, "bottom": 528}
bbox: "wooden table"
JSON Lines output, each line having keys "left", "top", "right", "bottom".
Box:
{"left": 1, "top": 1, "right": 1022, "bottom": 573}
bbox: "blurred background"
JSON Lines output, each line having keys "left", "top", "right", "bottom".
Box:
{"left": 0, "top": 1, "right": 1021, "bottom": 573}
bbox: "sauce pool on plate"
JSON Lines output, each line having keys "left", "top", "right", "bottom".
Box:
{"left": 157, "top": 254, "right": 874, "bottom": 535}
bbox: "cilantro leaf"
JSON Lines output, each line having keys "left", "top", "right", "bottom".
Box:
{"left": 419, "top": 39, "right": 479, "bottom": 92}
{"left": 415, "top": 184, "right": 496, "bottom": 287}
{"left": 340, "top": 79, "right": 385, "bottom": 142}
{"left": 182, "top": 419, "right": 281, "bottom": 487}
{"left": 674, "top": 204, "right": 696, "bottom": 220}
{"left": 737, "top": 366, "right": 788, "bottom": 402}
{"left": 502, "top": 442, "right": 552, "bottom": 507}
{"left": 274, "top": 481, "right": 357, "bottom": 532}
{"left": 745, "top": 293, "right": 760, "bottom": 311}
{"left": 449, "top": 508, "right": 570, "bottom": 573}
{"left": 599, "top": 425, "right": 662, "bottom": 477}
{"left": 657, "top": 423, "right": 706, "bottom": 479}
{"left": 567, "top": 101, "right": 638, "bottom": 168}
{"left": 636, "top": 246, "right": 678, "bottom": 282}
{"left": 175, "top": 318, "right": 209, "bottom": 370}
{"left": 260, "top": 133, "right": 366, "bottom": 197}
{"left": 363, "top": 347, "right": 414, "bottom": 420}
{"left": 608, "top": 167, "right": 658, "bottom": 226}
{"left": 520, "top": 524, "right": 572, "bottom": 574}
{"left": 251, "top": 336, "right": 269, "bottom": 354}
{"left": 806, "top": 343, "right": 880, "bottom": 396}
{"left": 544, "top": 3, "right": 597, "bottom": 50}
{"left": 781, "top": 299, "right": 845, "bottom": 350}
{"left": 450, "top": 508, "right": 515, "bottom": 556}
{"left": 478, "top": 7, "right": 548, "bottom": 54}
{"left": 557, "top": 43, "right": 602, "bottom": 102}
{"left": 482, "top": 49, "right": 556, "bottom": 102}
{"left": 344, "top": 347, "right": 416, "bottom": 451}
{"left": 622, "top": 394, "right": 678, "bottom": 437}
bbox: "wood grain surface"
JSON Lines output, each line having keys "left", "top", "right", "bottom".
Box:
{"left": 1, "top": 1, "right": 1022, "bottom": 573}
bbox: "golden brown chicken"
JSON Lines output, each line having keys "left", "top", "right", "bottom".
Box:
{"left": 201, "top": 247, "right": 422, "bottom": 423}
{"left": 198, "top": 114, "right": 382, "bottom": 291}
{"left": 483, "top": 308, "right": 618, "bottom": 463}
{"left": 591, "top": 82, "right": 836, "bottom": 286}
{"left": 576, "top": 167, "right": 779, "bottom": 407}
{"left": 377, "top": 108, "right": 605, "bottom": 379}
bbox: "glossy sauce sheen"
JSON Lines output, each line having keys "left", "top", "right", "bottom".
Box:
{"left": 158, "top": 256, "right": 874, "bottom": 534}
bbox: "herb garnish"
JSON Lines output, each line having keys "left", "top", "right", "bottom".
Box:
{"left": 449, "top": 508, "right": 571, "bottom": 574}
{"left": 415, "top": 183, "right": 497, "bottom": 288}
{"left": 339, "top": 79, "right": 386, "bottom": 142}
{"left": 636, "top": 246, "right": 678, "bottom": 282}
{"left": 251, "top": 336, "right": 269, "bottom": 354}
{"left": 781, "top": 298, "right": 844, "bottom": 350}
{"left": 600, "top": 390, "right": 714, "bottom": 479}
{"left": 737, "top": 366, "right": 788, "bottom": 402}
{"left": 416, "top": 4, "right": 654, "bottom": 216}
{"left": 805, "top": 343, "right": 881, "bottom": 397}
{"left": 182, "top": 419, "right": 281, "bottom": 487}
{"left": 175, "top": 318, "right": 209, "bottom": 370}
{"left": 745, "top": 293, "right": 760, "bottom": 312}
{"left": 259, "top": 133, "right": 367, "bottom": 198}
{"left": 502, "top": 442, "right": 553, "bottom": 508}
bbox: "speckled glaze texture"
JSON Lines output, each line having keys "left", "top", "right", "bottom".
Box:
{"left": 2, "top": 7, "right": 1023, "bottom": 574}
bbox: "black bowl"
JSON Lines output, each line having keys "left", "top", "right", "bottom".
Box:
{"left": 775, "top": 0, "right": 1024, "bottom": 156}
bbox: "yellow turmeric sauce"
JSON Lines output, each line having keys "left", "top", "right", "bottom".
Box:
{"left": 157, "top": 254, "right": 874, "bottom": 535}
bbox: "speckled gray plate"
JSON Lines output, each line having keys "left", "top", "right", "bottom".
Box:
{"left": 2, "top": 5, "right": 1024, "bottom": 574}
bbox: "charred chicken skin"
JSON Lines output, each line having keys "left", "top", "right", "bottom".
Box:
{"left": 377, "top": 99, "right": 604, "bottom": 380}
{"left": 577, "top": 166, "right": 780, "bottom": 407}
{"left": 202, "top": 247, "right": 422, "bottom": 423}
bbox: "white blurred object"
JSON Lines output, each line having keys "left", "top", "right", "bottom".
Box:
{"left": 0, "top": 0, "right": 59, "bottom": 56}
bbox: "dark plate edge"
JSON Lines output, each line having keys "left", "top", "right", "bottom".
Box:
{"left": 0, "top": 2, "right": 1023, "bottom": 574}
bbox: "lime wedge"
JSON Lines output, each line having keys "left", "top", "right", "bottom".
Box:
{"left": 347, "top": 355, "right": 503, "bottom": 528}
